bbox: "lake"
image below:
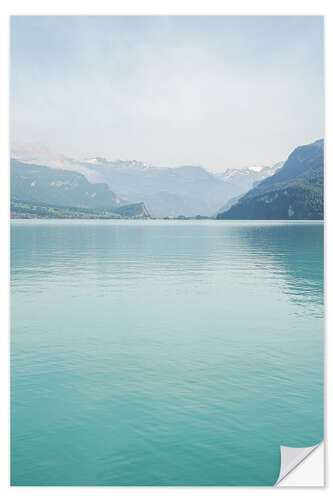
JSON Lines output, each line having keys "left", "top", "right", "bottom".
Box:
{"left": 11, "top": 220, "right": 324, "bottom": 486}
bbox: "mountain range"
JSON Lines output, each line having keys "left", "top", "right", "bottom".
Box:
{"left": 12, "top": 140, "right": 323, "bottom": 220}
{"left": 11, "top": 144, "right": 282, "bottom": 218}
{"left": 217, "top": 139, "right": 324, "bottom": 220}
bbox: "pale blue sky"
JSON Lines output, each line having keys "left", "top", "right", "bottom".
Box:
{"left": 11, "top": 16, "right": 324, "bottom": 171}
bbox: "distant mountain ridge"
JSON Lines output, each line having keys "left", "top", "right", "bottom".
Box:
{"left": 11, "top": 145, "right": 281, "bottom": 217}
{"left": 217, "top": 139, "right": 324, "bottom": 220}
{"left": 216, "top": 162, "right": 283, "bottom": 185}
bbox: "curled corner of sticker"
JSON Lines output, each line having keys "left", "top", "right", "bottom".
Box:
{"left": 275, "top": 441, "right": 323, "bottom": 486}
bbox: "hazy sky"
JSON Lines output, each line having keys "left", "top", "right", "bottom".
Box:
{"left": 11, "top": 16, "right": 324, "bottom": 171}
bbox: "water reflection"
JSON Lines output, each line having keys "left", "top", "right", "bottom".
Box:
{"left": 230, "top": 223, "right": 323, "bottom": 307}
{"left": 11, "top": 220, "right": 323, "bottom": 308}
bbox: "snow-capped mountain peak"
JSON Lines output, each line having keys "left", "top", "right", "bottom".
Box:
{"left": 216, "top": 162, "right": 283, "bottom": 183}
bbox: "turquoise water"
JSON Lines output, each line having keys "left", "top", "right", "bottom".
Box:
{"left": 11, "top": 220, "right": 324, "bottom": 486}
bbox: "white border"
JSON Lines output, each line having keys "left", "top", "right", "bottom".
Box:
{"left": 1, "top": 1, "right": 331, "bottom": 498}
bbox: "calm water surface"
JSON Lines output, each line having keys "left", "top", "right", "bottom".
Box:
{"left": 11, "top": 220, "right": 324, "bottom": 485}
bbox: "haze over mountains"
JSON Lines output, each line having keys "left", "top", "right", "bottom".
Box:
{"left": 11, "top": 160, "right": 150, "bottom": 218}
{"left": 11, "top": 139, "right": 323, "bottom": 220}
{"left": 11, "top": 144, "right": 282, "bottom": 217}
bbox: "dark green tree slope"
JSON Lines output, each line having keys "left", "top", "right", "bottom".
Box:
{"left": 217, "top": 139, "right": 324, "bottom": 220}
